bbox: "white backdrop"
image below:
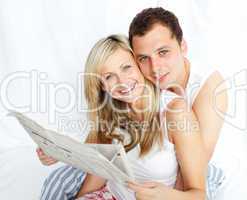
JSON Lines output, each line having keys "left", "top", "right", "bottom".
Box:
{"left": 0, "top": 0, "right": 247, "bottom": 199}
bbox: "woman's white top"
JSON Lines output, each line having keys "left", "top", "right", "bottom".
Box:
{"left": 107, "top": 67, "right": 216, "bottom": 200}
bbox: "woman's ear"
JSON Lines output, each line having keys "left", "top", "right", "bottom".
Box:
{"left": 101, "top": 84, "right": 106, "bottom": 91}
{"left": 99, "top": 80, "right": 106, "bottom": 91}
{"left": 180, "top": 38, "right": 188, "bottom": 56}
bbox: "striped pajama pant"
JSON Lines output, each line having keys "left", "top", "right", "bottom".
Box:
{"left": 40, "top": 164, "right": 225, "bottom": 200}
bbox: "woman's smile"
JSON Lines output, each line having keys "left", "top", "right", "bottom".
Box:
{"left": 118, "top": 81, "right": 137, "bottom": 95}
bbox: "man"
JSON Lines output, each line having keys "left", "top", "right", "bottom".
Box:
{"left": 128, "top": 7, "right": 227, "bottom": 199}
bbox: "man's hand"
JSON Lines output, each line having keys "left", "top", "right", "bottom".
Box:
{"left": 128, "top": 181, "right": 170, "bottom": 200}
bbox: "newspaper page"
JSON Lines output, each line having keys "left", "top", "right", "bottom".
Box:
{"left": 8, "top": 111, "right": 135, "bottom": 185}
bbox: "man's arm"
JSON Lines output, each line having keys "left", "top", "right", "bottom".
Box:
{"left": 128, "top": 98, "right": 207, "bottom": 199}
{"left": 193, "top": 71, "right": 228, "bottom": 161}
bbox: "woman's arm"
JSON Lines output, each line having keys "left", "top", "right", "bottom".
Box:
{"left": 75, "top": 130, "right": 111, "bottom": 198}
{"left": 174, "top": 169, "right": 184, "bottom": 190}
{"left": 75, "top": 173, "right": 106, "bottom": 198}
{"left": 36, "top": 147, "right": 58, "bottom": 165}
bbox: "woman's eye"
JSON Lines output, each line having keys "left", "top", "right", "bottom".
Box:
{"left": 139, "top": 56, "right": 147, "bottom": 63}
{"left": 105, "top": 74, "right": 112, "bottom": 80}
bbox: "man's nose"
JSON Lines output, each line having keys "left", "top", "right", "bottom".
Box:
{"left": 150, "top": 58, "right": 162, "bottom": 74}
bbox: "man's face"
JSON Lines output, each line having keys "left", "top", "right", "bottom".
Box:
{"left": 132, "top": 23, "right": 187, "bottom": 90}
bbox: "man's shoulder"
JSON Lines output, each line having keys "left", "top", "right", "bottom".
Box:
{"left": 194, "top": 69, "right": 228, "bottom": 110}
{"left": 198, "top": 70, "right": 225, "bottom": 95}
{"left": 206, "top": 70, "right": 224, "bottom": 85}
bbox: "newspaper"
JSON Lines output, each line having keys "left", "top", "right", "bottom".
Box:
{"left": 8, "top": 111, "right": 135, "bottom": 185}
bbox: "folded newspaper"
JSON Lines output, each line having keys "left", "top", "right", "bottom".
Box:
{"left": 8, "top": 111, "right": 135, "bottom": 185}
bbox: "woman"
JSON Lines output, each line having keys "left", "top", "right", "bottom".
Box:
{"left": 39, "top": 35, "right": 225, "bottom": 200}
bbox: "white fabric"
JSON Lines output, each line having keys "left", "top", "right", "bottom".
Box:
{"left": 107, "top": 139, "right": 178, "bottom": 200}
{"left": 0, "top": 146, "right": 64, "bottom": 199}
{"left": 1, "top": 0, "right": 247, "bottom": 200}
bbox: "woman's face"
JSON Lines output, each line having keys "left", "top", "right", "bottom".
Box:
{"left": 99, "top": 48, "right": 145, "bottom": 103}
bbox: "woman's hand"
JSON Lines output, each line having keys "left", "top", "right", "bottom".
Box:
{"left": 128, "top": 181, "right": 171, "bottom": 200}
{"left": 36, "top": 147, "right": 58, "bottom": 166}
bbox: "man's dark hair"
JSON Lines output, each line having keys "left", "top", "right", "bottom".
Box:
{"left": 129, "top": 7, "right": 183, "bottom": 47}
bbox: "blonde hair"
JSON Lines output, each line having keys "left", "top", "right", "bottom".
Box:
{"left": 84, "top": 34, "right": 164, "bottom": 157}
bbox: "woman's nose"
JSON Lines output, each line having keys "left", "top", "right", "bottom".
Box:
{"left": 116, "top": 73, "right": 128, "bottom": 84}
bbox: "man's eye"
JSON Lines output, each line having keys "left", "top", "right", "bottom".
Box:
{"left": 159, "top": 50, "right": 168, "bottom": 56}
{"left": 123, "top": 65, "right": 131, "bottom": 70}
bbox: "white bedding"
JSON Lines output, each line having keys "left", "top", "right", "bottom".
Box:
{"left": 0, "top": 146, "right": 64, "bottom": 199}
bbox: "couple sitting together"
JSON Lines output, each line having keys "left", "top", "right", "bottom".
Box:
{"left": 37, "top": 7, "right": 228, "bottom": 200}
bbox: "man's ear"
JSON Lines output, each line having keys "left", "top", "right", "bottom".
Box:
{"left": 180, "top": 38, "right": 188, "bottom": 56}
